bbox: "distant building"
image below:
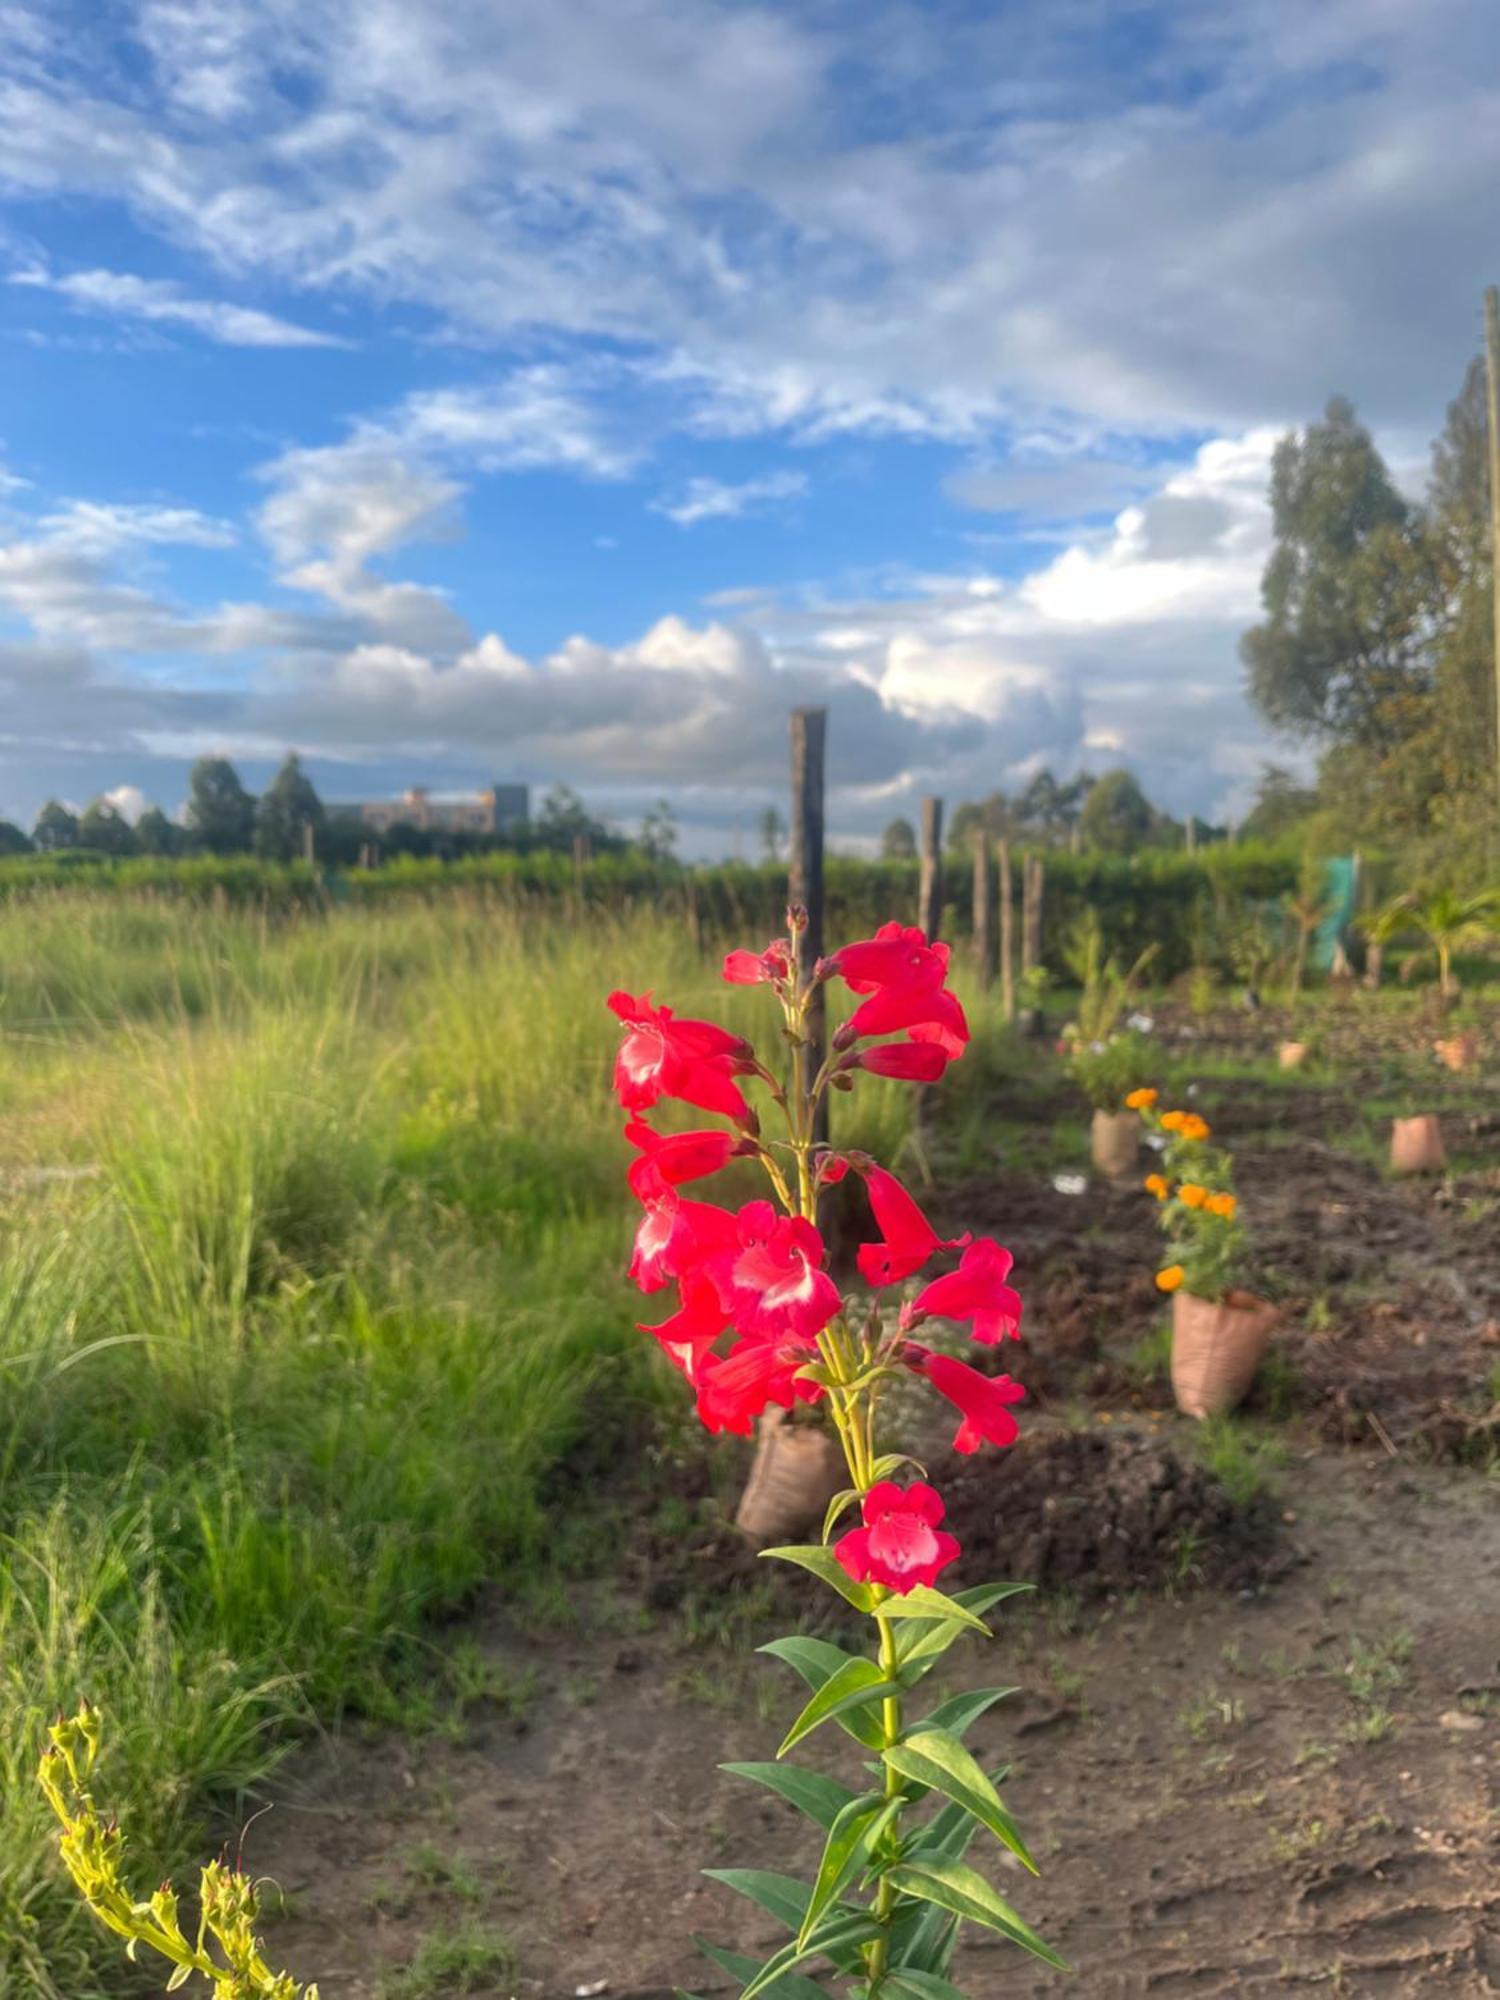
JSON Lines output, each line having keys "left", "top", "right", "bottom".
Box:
{"left": 352, "top": 784, "right": 529, "bottom": 837}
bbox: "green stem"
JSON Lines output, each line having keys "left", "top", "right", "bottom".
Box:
{"left": 866, "top": 1609, "right": 904, "bottom": 1989}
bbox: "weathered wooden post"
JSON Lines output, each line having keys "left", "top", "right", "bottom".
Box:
{"left": 999, "top": 838, "right": 1015, "bottom": 1022}
{"left": 789, "top": 707, "right": 827, "bottom": 1142}
{"left": 918, "top": 797, "right": 944, "bottom": 942}
{"left": 1022, "top": 852, "right": 1044, "bottom": 973}
{"left": 972, "top": 829, "right": 994, "bottom": 990}
{"left": 301, "top": 820, "right": 315, "bottom": 865}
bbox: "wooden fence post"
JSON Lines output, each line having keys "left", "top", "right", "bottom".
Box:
{"left": 301, "top": 820, "right": 315, "bottom": 865}
{"left": 1022, "top": 852, "right": 1044, "bottom": 973}
{"left": 789, "top": 707, "right": 827, "bottom": 1142}
{"left": 998, "top": 839, "right": 1015, "bottom": 1021}
{"left": 972, "top": 831, "right": 994, "bottom": 990}
{"left": 918, "top": 797, "right": 945, "bottom": 942}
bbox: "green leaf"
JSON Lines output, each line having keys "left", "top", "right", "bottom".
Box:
{"left": 820, "top": 1487, "right": 861, "bottom": 1546}
{"left": 761, "top": 1544, "right": 875, "bottom": 1613}
{"left": 702, "top": 1869, "right": 811, "bottom": 1933}
{"left": 758, "top": 1637, "right": 887, "bottom": 1750}
{"left": 740, "top": 1915, "right": 885, "bottom": 2000}
{"left": 883, "top": 1729, "right": 1037, "bottom": 1873}
{"left": 895, "top": 1585, "right": 1031, "bottom": 1674}
{"left": 876, "top": 1586, "right": 992, "bottom": 1633}
{"left": 798, "top": 1793, "right": 901, "bottom": 1950}
{"left": 720, "top": 1762, "right": 859, "bottom": 1832}
{"left": 883, "top": 1858, "right": 1067, "bottom": 1970}
{"left": 779, "top": 1657, "right": 901, "bottom": 1756}
{"left": 919, "top": 1688, "right": 1018, "bottom": 1742}
{"left": 694, "top": 1938, "right": 832, "bottom": 2000}
{"left": 870, "top": 1452, "right": 927, "bottom": 1483}
{"left": 872, "top": 1970, "right": 966, "bottom": 2000}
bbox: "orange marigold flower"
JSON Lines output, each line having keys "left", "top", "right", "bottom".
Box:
{"left": 1177, "top": 1113, "right": 1211, "bottom": 1142}
{"left": 1207, "top": 1191, "right": 1237, "bottom": 1219}
{"left": 1155, "top": 1264, "right": 1186, "bottom": 1293}
{"left": 1178, "top": 1182, "right": 1208, "bottom": 1209}
{"left": 1159, "top": 1109, "right": 1186, "bottom": 1133}
{"left": 1143, "top": 1172, "right": 1169, "bottom": 1201}
{"left": 1125, "top": 1087, "right": 1158, "bottom": 1111}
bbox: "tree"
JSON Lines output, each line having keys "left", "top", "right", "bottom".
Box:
{"left": 78, "top": 799, "right": 137, "bottom": 855}
{"left": 1425, "top": 356, "right": 1498, "bottom": 808}
{"left": 185, "top": 757, "right": 255, "bottom": 854}
{"left": 135, "top": 806, "right": 183, "bottom": 856}
{"left": 880, "top": 817, "right": 917, "bottom": 860}
{"left": 638, "top": 798, "right": 677, "bottom": 863}
{"left": 33, "top": 800, "right": 79, "bottom": 851}
{"left": 1077, "top": 768, "right": 1154, "bottom": 853}
{"left": 757, "top": 805, "right": 786, "bottom": 863}
{"left": 1241, "top": 398, "right": 1432, "bottom": 749}
{"left": 1238, "top": 765, "right": 1319, "bottom": 843}
{"left": 254, "top": 753, "right": 325, "bottom": 862}
{"left": 0, "top": 820, "right": 29, "bottom": 855}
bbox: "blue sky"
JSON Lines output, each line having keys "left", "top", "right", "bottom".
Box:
{"left": 0, "top": 0, "right": 1495, "bottom": 852}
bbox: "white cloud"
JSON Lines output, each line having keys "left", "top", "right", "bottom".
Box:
{"left": 653, "top": 470, "right": 807, "bottom": 527}
{"left": 102, "top": 782, "right": 150, "bottom": 822}
{"left": 11, "top": 265, "right": 350, "bottom": 348}
{"left": 37, "top": 499, "right": 238, "bottom": 554}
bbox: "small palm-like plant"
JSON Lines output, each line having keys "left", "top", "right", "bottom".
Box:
{"left": 1366, "top": 888, "right": 1500, "bottom": 1000}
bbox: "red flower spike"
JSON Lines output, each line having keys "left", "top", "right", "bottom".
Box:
{"left": 638, "top": 1274, "right": 729, "bottom": 1380}
{"left": 901, "top": 1237, "right": 1023, "bottom": 1345}
{"left": 846, "top": 981, "right": 970, "bottom": 1057}
{"left": 856, "top": 1164, "right": 969, "bottom": 1288}
{"left": 707, "top": 1200, "right": 841, "bottom": 1343}
{"left": 624, "top": 1118, "right": 737, "bottom": 1195}
{"left": 908, "top": 1349, "right": 1026, "bottom": 1454}
{"left": 607, "top": 991, "right": 752, "bottom": 1120}
{"left": 628, "top": 1187, "right": 740, "bottom": 1294}
{"left": 848, "top": 1042, "right": 950, "bottom": 1083}
{"left": 828, "top": 923, "right": 951, "bottom": 995}
{"left": 833, "top": 1480, "right": 960, "bottom": 1594}
{"left": 722, "top": 941, "right": 792, "bottom": 987}
{"left": 694, "top": 1334, "right": 823, "bottom": 1435}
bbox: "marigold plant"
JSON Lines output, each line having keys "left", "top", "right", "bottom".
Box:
{"left": 612, "top": 909, "right": 1062, "bottom": 1996}
{"left": 1131, "top": 1094, "right": 1246, "bottom": 1301}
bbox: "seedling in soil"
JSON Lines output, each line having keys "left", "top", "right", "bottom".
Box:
{"left": 379, "top": 1920, "right": 517, "bottom": 1999}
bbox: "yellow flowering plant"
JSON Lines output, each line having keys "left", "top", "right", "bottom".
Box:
{"left": 1128, "top": 1093, "right": 1247, "bottom": 1303}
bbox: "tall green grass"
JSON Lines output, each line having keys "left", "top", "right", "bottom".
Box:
{"left": 0, "top": 895, "right": 937, "bottom": 1994}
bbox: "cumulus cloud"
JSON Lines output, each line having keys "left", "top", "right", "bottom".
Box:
{"left": 11, "top": 265, "right": 349, "bottom": 348}
{"left": 653, "top": 470, "right": 808, "bottom": 528}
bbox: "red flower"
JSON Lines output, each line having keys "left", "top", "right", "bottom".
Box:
{"left": 856, "top": 1165, "right": 968, "bottom": 1288}
{"left": 901, "top": 1238, "right": 1023, "bottom": 1345}
{"left": 694, "top": 1333, "right": 823, "bottom": 1435}
{"left": 833, "top": 1480, "right": 960, "bottom": 1594}
{"left": 847, "top": 981, "right": 969, "bottom": 1058}
{"left": 628, "top": 1187, "right": 740, "bottom": 1294}
{"left": 908, "top": 1348, "right": 1025, "bottom": 1454}
{"left": 707, "top": 1200, "right": 841, "bottom": 1343}
{"left": 827, "top": 924, "right": 951, "bottom": 995}
{"left": 607, "top": 991, "right": 751, "bottom": 1121}
{"left": 722, "top": 940, "right": 792, "bottom": 986}
{"left": 845, "top": 1041, "right": 949, "bottom": 1083}
{"left": 625, "top": 1117, "right": 737, "bottom": 1199}
{"left": 638, "top": 1274, "right": 728, "bottom": 1379}
{"left": 825, "top": 923, "right": 970, "bottom": 1061}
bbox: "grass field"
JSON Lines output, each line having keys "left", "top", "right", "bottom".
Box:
{"left": 0, "top": 894, "right": 926, "bottom": 1997}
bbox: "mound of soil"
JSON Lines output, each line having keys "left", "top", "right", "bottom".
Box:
{"left": 942, "top": 1424, "right": 1288, "bottom": 1597}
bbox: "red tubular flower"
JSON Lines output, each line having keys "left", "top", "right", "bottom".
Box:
{"left": 901, "top": 1237, "right": 1023, "bottom": 1345}
{"left": 847, "top": 981, "right": 970, "bottom": 1058}
{"left": 628, "top": 1187, "right": 740, "bottom": 1294}
{"left": 856, "top": 1165, "right": 968, "bottom": 1288}
{"left": 638, "top": 1274, "right": 729, "bottom": 1379}
{"left": 707, "top": 1200, "right": 841, "bottom": 1343}
{"left": 722, "top": 940, "right": 792, "bottom": 986}
{"left": 694, "top": 1333, "right": 823, "bottom": 1435}
{"left": 833, "top": 1480, "right": 960, "bottom": 1594}
{"left": 846, "top": 1041, "right": 950, "bottom": 1083}
{"left": 624, "top": 1117, "right": 738, "bottom": 1197}
{"left": 607, "top": 991, "right": 751, "bottom": 1121}
{"left": 828, "top": 924, "right": 951, "bottom": 994}
{"left": 908, "top": 1348, "right": 1026, "bottom": 1454}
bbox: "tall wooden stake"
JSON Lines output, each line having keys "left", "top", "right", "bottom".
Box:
{"left": 1485, "top": 285, "right": 1500, "bottom": 804}
{"left": 1022, "top": 853, "right": 1044, "bottom": 973}
{"left": 972, "top": 831, "right": 994, "bottom": 990}
{"left": 998, "top": 839, "right": 1015, "bottom": 1022}
{"left": 918, "top": 797, "right": 945, "bottom": 941}
{"left": 790, "top": 707, "right": 827, "bottom": 1142}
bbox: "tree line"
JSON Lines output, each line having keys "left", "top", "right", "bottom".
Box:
{"left": 879, "top": 767, "right": 1230, "bottom": 862}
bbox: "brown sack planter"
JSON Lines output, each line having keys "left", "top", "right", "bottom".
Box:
{"left": 1433, "top": 1032, "right": 1478, "bottom": 1074}
{"left": 1171, "top": 1289, "right": 1278, "bottom": 1420}
{"left": 1091, "top": 1107, "right": 1140, "bottom": 1180}
{"left": 1278, "top": 1040, "right": 1308, "bottom": 1070}
{"left": 735, "top": 1412, "right": 845, "bottom": 1546}
{"left": 1391, "top": 1113, "right": 1446, "bottom": 1175}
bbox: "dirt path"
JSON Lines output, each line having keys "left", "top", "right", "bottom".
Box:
{"left": 252, "top": 1442, "right": 1499, "bottom": 1998}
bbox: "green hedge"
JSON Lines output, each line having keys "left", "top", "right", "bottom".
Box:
{"left": 0, "top": 843, "right": 1301, "bottom": 977}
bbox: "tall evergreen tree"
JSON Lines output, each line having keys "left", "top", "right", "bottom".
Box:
{"left": 254, "top": 753, "right": 325, "bottom": 861}
{"left": 78, "top": 799, "right": 137, "bottom": 855}
{"left": 33, "top": 800, "right": 79, "bottom": 851}
{"left": 185, "top": 757, "right": 256, "bottom": 854}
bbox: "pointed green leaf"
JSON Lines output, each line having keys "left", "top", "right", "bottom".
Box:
{"left": 876, "top": 1586, "right": 991, "bottom": 1633}
{"left": 740, "top": 1914, "right": 885, "bottom": 2000}
{"left": 873, "top": 1970, "right": 966, "bottom": 2000}
{"left": 883, "top": 1857, "right": 1067, "bottom": 1970}
{"left": 694, "top": 1938, "right": 832, "bottom": 2000}
{"left": 920, "top": 1688, "right": 1018, "bottom": 1742}
{"left": 761, "top": 1544, "right": 875, "bottom": 1613}
{"left": 798, "top": 1793, "right": 905, "bottom": 1950}
{"left": 703, "top": 1868, "right": 810, "bottom": 1932}
{"left": 758, "top": 1637, "right": 886, "bottom": 1749}
{"left": 870, "top": 1452, "right": 927, "bottom": 1483}
{"left": 720, "top": 1762, "right": 858, "bottom": 1831}
{"left": 895, "top": 1585, "right": 1031, "bottom": 1674}
{"left": 820, "top": 1487, "right": 861, "bottom": 1546}
{"left": 883, "top": 1728, "right": 1036, "bottom": 1873}
{"left": 779, "top": 1657, "right": 901, "bottom": 1756}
